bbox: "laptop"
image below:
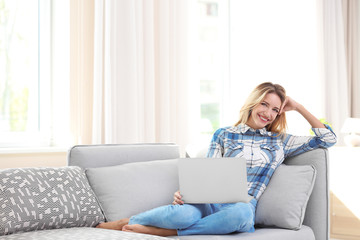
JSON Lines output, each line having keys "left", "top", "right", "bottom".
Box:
{"left": 178, "top": 157, "right": 252, "bottom": 204}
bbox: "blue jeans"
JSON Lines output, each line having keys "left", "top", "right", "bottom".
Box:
{"left": 129, "top": 199, "right": 257, "bottom": 236}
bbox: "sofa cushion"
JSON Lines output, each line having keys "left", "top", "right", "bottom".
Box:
{"left": 0, "top": 227, "right": 174, "bottom": 240}
{"left": 255, "top": 164, "right": 317, "bottom": 230}
{"left": 86, "top": 159, "right": 179, "bottom": 221}
{"left": 0, "top": 167, "right": 105, "bottom": 236}
{"left": 169, "top": 226, "right": 315, "bottom": 240}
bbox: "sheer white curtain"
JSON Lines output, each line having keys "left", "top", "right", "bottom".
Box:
{"left": 319, "top": 0, "right": 360, "bottom": 142}
{"left": 318, "top": 0, "right": 349, "bottom": 142}
{"left": 92, "top": 0, "right": 189, "bottom": 153}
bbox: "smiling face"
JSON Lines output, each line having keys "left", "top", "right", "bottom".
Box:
{"left": 246, "top": 93, "right": 282, "bottom": 130}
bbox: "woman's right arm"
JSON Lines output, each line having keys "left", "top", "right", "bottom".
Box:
{"left": 206, "top": 128, "right": 225, "bottom": 158}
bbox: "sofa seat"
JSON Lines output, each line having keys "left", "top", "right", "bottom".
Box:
{"left": 170, "top": 225, "right": 315, "bottom": 240}
{"left": 0, "top": 227, "right": 176, "bottom": 240}
{"left": 0, "top": 225, "right": 315, "bottom": 240}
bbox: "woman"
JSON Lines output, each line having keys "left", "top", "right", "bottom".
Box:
{"left": 97, "top": 82, "right": 337, "bottom": 236}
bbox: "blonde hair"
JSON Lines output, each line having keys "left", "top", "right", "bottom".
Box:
{"left": 234, "top": 82, "right": 287, "bottom": 135}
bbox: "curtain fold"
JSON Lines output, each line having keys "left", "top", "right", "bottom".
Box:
{"left": 342, "top": 0, "right": 360, "bottom": 117}
{"left": 92, "top": 0, "right": 189, "bottom": 153}
{"left": 70, "top": 0, "right": 95, "bottom": 145}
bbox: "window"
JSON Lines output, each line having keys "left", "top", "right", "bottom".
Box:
{"left": 188, "top": 0, "right": 229, "bottom": 144}
{"left": 0, "top": 0, "right": 69, "bottom": 148}
{"left": 190, "top": 0, "right": 324, "bottom": 145}
{"left": 228, "top": 0, "right": 323, "bottom": 135}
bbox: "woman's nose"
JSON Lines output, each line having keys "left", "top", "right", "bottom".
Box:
{"left": 264, "top": 109, "right": 273, "bottom": 118}
{"left": 264, "top": 109, "right": 271, "bottom": 116}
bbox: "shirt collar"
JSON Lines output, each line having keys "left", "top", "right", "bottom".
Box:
{"left": 237, "top": 124, "right": 272, "bottom": 136}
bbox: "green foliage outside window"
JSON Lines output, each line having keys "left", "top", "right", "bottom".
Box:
{"left": 0, "top": 0, "right": 31, "bottom": 132}
{"left": 201, "top": 103, "right": 219, "bottom": 134}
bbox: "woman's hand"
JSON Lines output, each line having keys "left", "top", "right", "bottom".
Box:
{"left": 280, "top": 96, "right": 325, "bottom": 129}
{"left": 173, "top": 190, "right": 184, "bottom": 205}
{"left": 279, "top": 96, "right": 300, "bottom": 114}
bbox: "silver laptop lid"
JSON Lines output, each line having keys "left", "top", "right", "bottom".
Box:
{"left": 178, "top": 157, "right": 251, "bottom": 204}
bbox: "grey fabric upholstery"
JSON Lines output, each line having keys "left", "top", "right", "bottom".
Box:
{"left": 86, "top": 159, "right": 179, "bottom": 221}
{"left": 284, "top": 148, "right": 329, "bottom": 240}
{"left": 255, "top": 164, "right": 317, "bottom": 230}
{"left": 0, "top": 227, "right": 176, "bottom": 240}
{"left": 170, "top": 226, "right": 315, "bottom": 240}
{"left": 67, "top": 143, "right": 180, "bottom": 169}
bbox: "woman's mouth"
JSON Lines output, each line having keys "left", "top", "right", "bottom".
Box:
{"left": 258, "top": 114, "right": 269, "bottom": 123}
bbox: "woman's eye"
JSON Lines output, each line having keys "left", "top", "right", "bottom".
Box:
{"left": 273, "top": 109, "right": 279, "bottom": 113}
{"left": 261, "top": 102, "right": 267, "bottom": 106}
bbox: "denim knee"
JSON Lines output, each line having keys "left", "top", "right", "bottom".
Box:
{"left": 230, "top": 203, "right": 255, "bottom": 233}
{"left": 167, "top": 204, "right": 203, "bottom": 229}
{"left": 129, "top": 204, "right": 205, "bottom": 230}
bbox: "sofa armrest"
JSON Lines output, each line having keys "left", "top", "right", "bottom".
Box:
{"left": 284, "top": 148, "right": 329, "bottom": 240}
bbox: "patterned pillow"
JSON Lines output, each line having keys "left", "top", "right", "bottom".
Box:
{"left": 0, "top": 166, "right": 105, "bottom": 236}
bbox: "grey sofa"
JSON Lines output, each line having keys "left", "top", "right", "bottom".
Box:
{"left": 0, "top": 143, "right": 329, "bottom": 240}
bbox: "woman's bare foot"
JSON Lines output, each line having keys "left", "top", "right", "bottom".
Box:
{"left": 96, "top": 218, "right": 130, "bottom": 230}
{"left": 122, "top": 224, "right": 177, "bottom": 237}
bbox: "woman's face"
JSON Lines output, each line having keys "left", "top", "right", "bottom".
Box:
{"left": 247, "top": 93, "right": 282, "bottom": 129}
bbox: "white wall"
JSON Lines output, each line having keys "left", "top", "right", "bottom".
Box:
{"left": 0, "top": 151, "right": 67, "bottom": 169}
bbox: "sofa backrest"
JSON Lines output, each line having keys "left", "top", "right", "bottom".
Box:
{"left": 67, "top": 143, "right": 180, "bottom": 169}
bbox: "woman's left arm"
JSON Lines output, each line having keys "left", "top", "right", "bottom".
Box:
{"left": 280, "top": 96, "right": 337, "bottom": 158}
{"left": 280, "top": 96, "right": 325, "bottom": 129}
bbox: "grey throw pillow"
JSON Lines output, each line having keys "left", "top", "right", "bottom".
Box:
{"left": 0, "top": 166, "right": 105, "bottom": 236}
{"left": 255, "top": 164, "right": 317, "bottom": 230}
{"left": 86, "top": 159, "right": 179, "bottom": 222}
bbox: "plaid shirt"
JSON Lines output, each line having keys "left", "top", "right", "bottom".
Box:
{"left": 206, "top": 124, "right": 337, "bottom": 200}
